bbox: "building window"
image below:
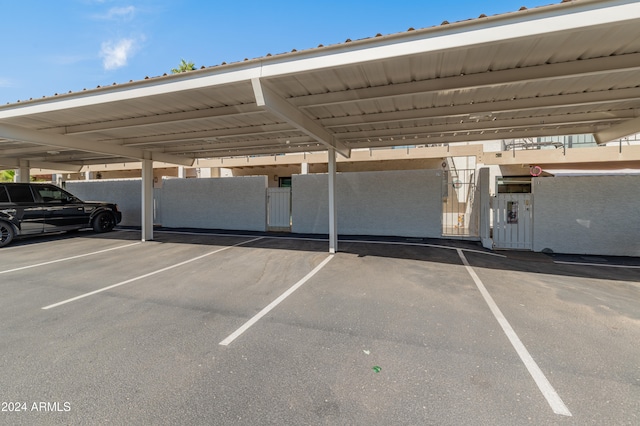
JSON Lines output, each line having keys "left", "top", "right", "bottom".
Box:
{"left": 278, "top": 177, "right": 292, "bottom": 188}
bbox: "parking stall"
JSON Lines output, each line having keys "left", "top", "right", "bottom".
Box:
{"left": 1, "top": 230, "right": 639, "bottom": 424}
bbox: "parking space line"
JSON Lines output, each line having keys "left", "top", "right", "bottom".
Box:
{"left": 554, "top": 260, "right": 640, "bottom": 269}
{"left": 220, "top": 254, "right": 334, "bottom": 346}
{"left": 457, "top": 249, "right": 572, "bottom": 417}
{"left": 0, "top": 242, "right": 142, "bottom": 275}
{"left": 41, "top": 237, "right": 264, "bottom": 310}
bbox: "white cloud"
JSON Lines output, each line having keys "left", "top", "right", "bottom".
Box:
{"left": 100, "top": 38, "right": 136, "bottom": 70}
{"left": 0, "top": 77, "right": 14, "bottom": 88}
{"left": 107, "top": 6, "right": 136, "bottom": 19}
{"left": 94, "top": 6, "right": 136, "bottom": 20}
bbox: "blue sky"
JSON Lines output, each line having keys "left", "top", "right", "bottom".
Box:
{"left": 1, "top": 0, "right": 555, "bottom": 105}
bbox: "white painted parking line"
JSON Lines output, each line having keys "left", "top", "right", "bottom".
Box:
{"left": 220, "top": 254, "right": 334, "bottom": 346}
{"left": 41, "top": 237, "right": 264, "bottom": 310}
{"left": 554, "top": 260, "right": 640, "bottom": 269}
{"left": 457, "top": 249, "right": 572, "bottom": 417}
{"left": 0, "top": 242, "right": 142, "bottom": 275}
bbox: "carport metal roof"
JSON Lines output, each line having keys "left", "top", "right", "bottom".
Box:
{"left": 1, "top": 0, "right": 640, "bottom": 172}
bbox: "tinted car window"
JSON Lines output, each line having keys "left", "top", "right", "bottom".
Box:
{"left": 0, "top": 186, "right": 8, "bottom": 203}
{"left": 36, "top": 185, "right": 71, "bottom": 203}
{"left": 6, "top": 185, "right": 35, "bottom": 203}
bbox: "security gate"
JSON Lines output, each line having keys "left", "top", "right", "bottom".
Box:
{"left": 267, "top": 187, "right": 291, "bottom": 231}
{"left": 442, "top": 168, "right": 478, "bottom": 237}
{"left": 492, "top": 193, "right": 533, "bottom": 249}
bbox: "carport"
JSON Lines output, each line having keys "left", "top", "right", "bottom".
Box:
{"left": 1, "top": 0, "right": 640, "bottom": 253}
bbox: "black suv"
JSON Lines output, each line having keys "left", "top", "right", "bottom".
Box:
{"left": 0, "top": 183, "right": 122, "bottom": 248}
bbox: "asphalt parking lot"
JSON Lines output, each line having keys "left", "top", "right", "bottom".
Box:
{"left": 1, "top": 229, "right": 639, "bottom": 425}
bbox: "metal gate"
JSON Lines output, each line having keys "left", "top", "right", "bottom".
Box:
{"left": 267, "top": 187, "right": 291, "bottom": 231}
{"left": 492, "top": 193, "right": 533, "bottom": 249}
{"left": 442, "top": 168, "right": 478, "bottom": 237}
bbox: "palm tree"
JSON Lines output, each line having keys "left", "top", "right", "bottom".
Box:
{"left": 171, "top": 59, "right": 196, "bottom": 74}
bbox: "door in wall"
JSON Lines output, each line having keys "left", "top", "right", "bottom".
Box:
{"left": 267, "top": 187, "right": 291, "bottom": 231}
{"left": 442, "top": 167, "right": 479, "bottom": 237}
{"left": 492, "top": 193, "right": 533, "bottom": 249}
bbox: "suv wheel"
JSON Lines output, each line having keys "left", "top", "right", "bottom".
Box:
{"left": 0, "top": 221, "right": 15, "bottom": 248}
{"left": 92, "top": 212, "right": 116, "bottom": 233}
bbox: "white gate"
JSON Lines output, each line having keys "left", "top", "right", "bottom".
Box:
{"left": 267, "top": 187, "right": 291, "bottom": 230}
{"left": 492, "top": 193, "right": 533, "bottom": 249}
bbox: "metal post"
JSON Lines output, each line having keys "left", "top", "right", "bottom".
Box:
{"left": 141, "top": 158, "right": 154, "bottom": 242}
{"left": 478, "top": 168, "right": 492, "bottom": 250}
{"left": 328, "top": 148, "right": 338, "bottom": 253}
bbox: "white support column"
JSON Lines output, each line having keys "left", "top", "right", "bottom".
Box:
{"left": 328, "top": 148, "right": 338, "bottom": 253}
{"left": 14, "top": 163, "right": 30, "bottom": 183}
{"left": 178, "top": 166, "right": 186, "bottom": 178}
{"left": 141, "top": 158, "right": 154, "bottom": 242}
{"left": 301, "top": 162, "right": 309, "bottom": 175}
{"left": 478, "top": 167, "right": 492, "bottom": 250}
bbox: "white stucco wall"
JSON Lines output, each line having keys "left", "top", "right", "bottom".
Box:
{"left": 532, "top": 175, "right": 640, "bottom": 256}
{"left": 66, "top": 179, "right": 141, "bottom": 226}
{"left": 159, "top": 176, "right": 267, "bottom": 231}
{"left": 292, "top": 169, "right": 443, "bottom": 238}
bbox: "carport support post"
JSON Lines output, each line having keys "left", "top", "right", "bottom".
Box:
{"left": 478, "top": 167, "right": 492, "bottom": 250}
{"left": 14, "top": 162, "right": 30, "bottom": 183}
{"left": 141, "top": 158, "right": 154, "bottom": 242}
{"left": 328, "top": 148, "right": 338, "bottom": 253}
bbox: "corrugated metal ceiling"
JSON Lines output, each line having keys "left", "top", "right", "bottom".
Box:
{"left": 1, "top": 0, "right": 640, "bottom": 169}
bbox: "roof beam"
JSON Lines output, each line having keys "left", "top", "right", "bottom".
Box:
{"left": 120, "top": 123, "right": 295, "bottom": 146}
{"left": 337, "top": 111, "right": 636, "bottom": 141}
{"left": 320, "top": 87, "right": 640, "bottom": 128}
{"left": 52, "top": 104, "right": 264, "bottom": 135}
{"left": 594, "top": 116, "right": 640, "bottom": 143}
{"left": 291, "top": 53, "right": 640, "bottom": 108}
{"left": 189, "top": 144, "right": 328, "bottom": 159}
{"left": 11, "top": 153, "right": 120, "bottom": 163}
{"left": 0, "top": 157, "right": 83, "bottom": 172}
{"left": 251, "top": 78, "right": 350, "bottom": 158}
{"left": 158, "top": 136, "right": 315, "bottom": 154}
{"left": 0, "top": 146, "right": 70, "bottom": 157}
{"left": 345, "top": 125, "right": 599, "bottom": 148}
{"left": 0, "top": 123, "right": 194, "bottom": 166}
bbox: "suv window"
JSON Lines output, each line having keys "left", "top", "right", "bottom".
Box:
{"left": 35, "top": 185, "right": 71, "bottom": 203}
{"left": 6, "top": 185, "right": 35, "bottom": 203}
{"left": 0, "top": 186, "right": 8, "bottom": 203}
